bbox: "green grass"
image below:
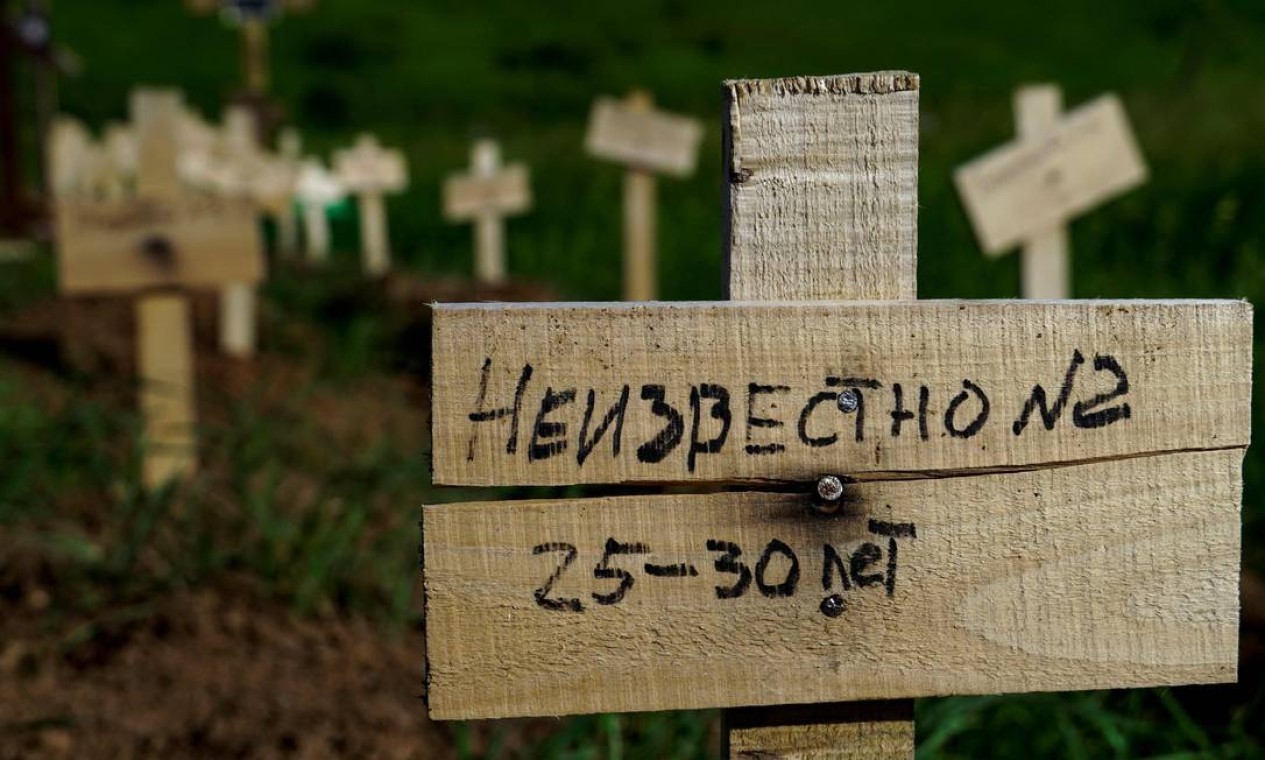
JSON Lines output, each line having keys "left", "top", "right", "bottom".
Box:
{"left": 4, "top": 0, "right": 1263, "bottom": 756}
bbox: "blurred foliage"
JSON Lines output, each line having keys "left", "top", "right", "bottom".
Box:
{"left": 1, "top": 0, "right": 1261, "bottom": 756}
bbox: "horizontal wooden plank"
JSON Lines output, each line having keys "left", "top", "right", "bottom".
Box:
{"left": 443, "top": 165, "right": 532, "bottom": 221}
{"left": 954, "top": 94, "right": 1147, "bottom": 255}
{"left": 423, "top": 448, "right": 1242, "bottom": 719}
{"left": 56, "top": 196, "right": 264, "bottom": 294}
{"left": 431, "top": 300, "right": 1251, "bottom": 486}
{"left": 585, "top": 96, "right": 703, "bottom": 177}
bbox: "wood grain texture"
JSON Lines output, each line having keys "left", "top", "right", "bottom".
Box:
{"left": 422, "top": 448, "right": 1242, "bottom": 719}
{"left": 430, "top": 300, "right": 1251, "bottom": 486}
{"left": 137, "top": 294, "right": 196, "bottom": 489}
{"left": 724, "top": 72, "right": 919, "bottom": 302}
{"left": 586, "top": 95, "right": 703, "bottom": 177}
{"left": 724, "top": 701, "right": 914, "bottom": 759}
{"left": 723, "top": 70, "right": 919, "bottom": 757}
{"left": 954, "top": 94, "right": 1147, "bottom": 255}
{"left": 1015, "top": 85, "right": 1070, "bottom": 300}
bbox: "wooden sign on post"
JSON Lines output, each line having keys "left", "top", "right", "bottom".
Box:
{"left": 586, "top": 91, "right": 702, "bottom": 301}
{"left": 422, "top": 72, "right": 1252, "bottom": 757}
{"left": 54, "top": 88, "right": 264, "bottom": 490}
{"left": 334, "top": 133, "right": 408, "bottom": 277}
{"left": 954, "top": 90, "right": 1148, "bottom": 299}
{"left": 442, "top": 138, "right": 531, "bottom": 284}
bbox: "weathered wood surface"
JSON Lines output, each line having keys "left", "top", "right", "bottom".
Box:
{"left": 423, "top": 448, "right": 1242, "bottom": 719}
{"left": 55, "top": 196, "right": 264, "bottom": 294}
{"left": 725, "top": 73, "right": 919, "bottom": 302}
{"left": 724, "top": 701, "right": 914, "bottom": 759}
{"left": 586, "top": 95, "right": 703, "bottom": 177}
{"left": 431, "top": 300, "right": 1251, "bottom": 486}
{"left": 137, "top": 294, "right": 197, "bottom": 489}
{"left": 722, "top": 71, "right": 919, "bottom": 757}
{"left": 1014, "top": 85, "right": 1069, "bottom": 300}
{"left": 954, "top": 94, "right": 1147, "bottom": 255}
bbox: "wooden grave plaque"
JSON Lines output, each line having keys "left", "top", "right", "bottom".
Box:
{"left": 954, "top": 93, "right": 1147, "bottom": 264}
{"left": 423, "top": 73, "right": 1250, "bottom": 756}
{"left": 53, "top": 88, "right": 264, "bottom": 489}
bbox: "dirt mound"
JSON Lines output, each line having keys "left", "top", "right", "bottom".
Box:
{"left": 0, "top": 583, "right": 455, "bottom": 759}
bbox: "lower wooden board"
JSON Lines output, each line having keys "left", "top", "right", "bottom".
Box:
{"left": 422, "top": 448, "right": 1241, "bottom": 720}
{"left": 56, "top": 196, "right": 264, "bottom": 295}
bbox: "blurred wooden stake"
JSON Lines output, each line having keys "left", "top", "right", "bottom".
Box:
{"left": 443, "top": 138, "right": 532, "bottom": 285}
{"left": 220, "top": 281, "right": 255, "bottom": 357}
{"left": 137, "top": 293, "right": 196, "bottom": 489}
{"left": 623, "top": 91, "right": 656, "bottom": 301}
{"left": 1015, "top": 85, "right": 1069, "bottom": 299}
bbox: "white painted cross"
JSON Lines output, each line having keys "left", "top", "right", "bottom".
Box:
{"left": 421, "top": 72, "right": 1251, "bottom": 758}
{"left": 334, "top": 133, "right": 408, "bottom": 277}
{"left": 586, "top": 90, "right": 702, "bottom": 301}
{"left": 442, "top": 138, "right": 531, "bottom": 284}
{"left": 954, "top": 87, "right": 1148, "bottom": 299}
{"left": 53, "top": 88, "right": 264, "bottom": 490}
{"left": 294, "top": 157, "right": 345, "bottom": 264}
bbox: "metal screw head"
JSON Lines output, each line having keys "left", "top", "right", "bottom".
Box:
{"left": 816, "top": 475, "right": 845, "bottom": 503}
{"left": 820, "top": 594, "right": 846, "bottom": 618}
{"left": 836, "top": 389, "right": 859, "bottom": 414}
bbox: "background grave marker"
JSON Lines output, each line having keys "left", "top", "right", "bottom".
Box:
{"left": 294, "top": 157, "right": 344, "bottom": 264}
{"left": 585, "top": 90, "right": 702, "bottom": 301}
{"left": 422, "top": 72, "right": 1251, "bottom": 756}
{"left": 53, "top": 87, "right": 264, "bottom": 490}
{"left": 954, "top": 91, "right": 1148, "bottom": 298}
{"left": 442, "top": 138, "right": 531, "bottom": 284}
{"left": 334, "top": 133, "right": 408, "bottom": 277}
{"left": 275, "top": 127, "right": 302, "bottom": 256}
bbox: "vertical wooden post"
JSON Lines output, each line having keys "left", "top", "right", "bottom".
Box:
{"left": 623, "top": 90, "right": 656, "bottom": 301}
{"left": 472, "top": 139, "right": 506, "bottom": 284}
{"left": 137, "top": 293, "right": 197, "bottom": 489}
{"left": 219, "top": 105, "right": 259, "bottom": 357}
{"left": 721, "top": 72, "right": 920, "bottom": 759}
{"left": 132, "top": 89, "right": 198, "bottom": 489}
{"left": 219, "top": 281, "right": 255, "bottom": 357}
{"left": 359, "top": 191, "right": 389, "bottom": 276}
{"left": 276, "top": 128, "right": 301, "bottom": 257}
{"left": 241, "top": 17, "right": 269, "bottom": 95}
{"left": 1014, "top": 84, "right": 1068, "bottom": 299}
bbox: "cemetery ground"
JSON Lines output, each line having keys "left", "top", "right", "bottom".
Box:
{"left": 2, "top": 0, "right": 1265, "bottom": 757}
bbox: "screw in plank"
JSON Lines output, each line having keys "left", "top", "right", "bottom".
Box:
{"left": 836, "top": 389, "right": 859, "bottom": 414}
{"left": 819, "top": 594, "right": 847, "bottom": 618}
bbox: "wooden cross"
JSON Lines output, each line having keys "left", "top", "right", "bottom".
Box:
{"left": 294, "top": 157, "right": 344, "bottom": 263}
{"left": 954, "top": 87, "right": 1148, "bottom": 299}
{"left": 441, "top": 138, "right": 531, "bottom": 285}
{"left": 54, "top": 88, "right": 264, "bottom": 490}
{"left": 421, "top": 72, "right": 1252, "bottom": 757}
{"left": 333, "top": 133, "right": 408, "bottom": 277}
{"left": 185, "top": 0, "right": 313, "bottom": 96}
{"left": 586, "top": 91, "right": 702, "bottom": 301}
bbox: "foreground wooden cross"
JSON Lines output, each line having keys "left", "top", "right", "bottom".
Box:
{"left": 442, "top": 138, "right": 532, "bottom": 284}
{"left": 54, "top": 89, "right": 263, "bottom": 490}
{"left": 423, "top": 72, "right": 1251, "bottom": 757}
{"left": 334, "top": 133, "right": 408, "bottom": 277}
{"left": 586, "top": 91, "right": 702, "bottom": 301}
{"left": 954, "top": 87, "right": 1148, "bottom": 299}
